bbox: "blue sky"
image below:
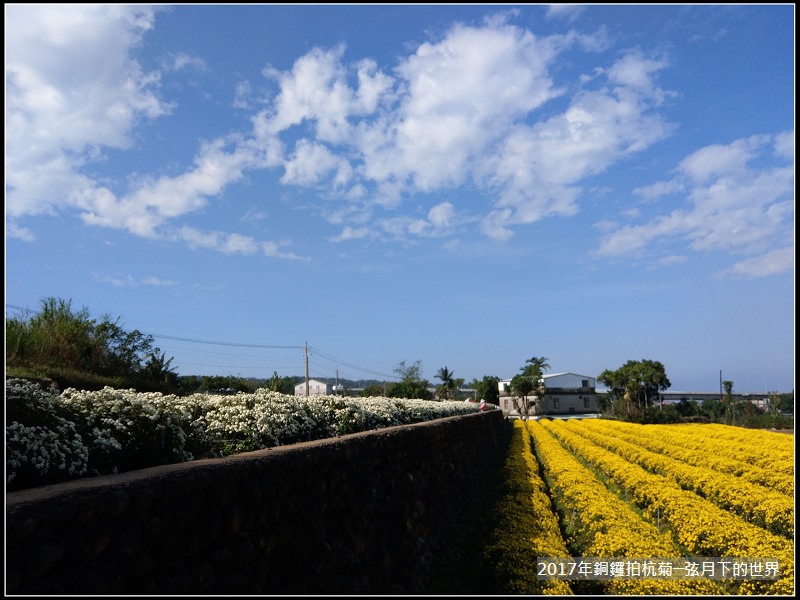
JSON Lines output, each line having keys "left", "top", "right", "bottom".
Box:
{"left": 6, "top": 4, "right": 795, "bottom": 393}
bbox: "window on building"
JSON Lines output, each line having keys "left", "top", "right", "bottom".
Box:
{"left": 584, "top": 397, "right": 590, "bottom": 409}
{"left": 553, "top": 398, "right": 560, "bottom": 409}
{"left": 582, "top": 379, "right": 589, "bottom": 387}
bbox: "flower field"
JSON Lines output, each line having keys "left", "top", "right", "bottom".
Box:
{"left": 5, "top": 378, "right": 486, "bottom": 491}
{"left": 6, "top": 376, "right": 795, "bottom": 595}
{"left": 513, "top": 418, "right": 794, "bottom": 595}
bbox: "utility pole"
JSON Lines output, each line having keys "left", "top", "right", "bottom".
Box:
{"left": 305, "top": 342, "right": 309, "bottom": 397}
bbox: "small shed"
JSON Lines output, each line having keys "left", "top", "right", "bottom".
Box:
{"left": 294, "top": 379, "right": 332, "bottom": 396}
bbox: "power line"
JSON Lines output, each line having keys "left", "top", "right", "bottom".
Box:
{"left": 311, "top": 346, "right": 398, "bottom": 380}
{"left": 147, "top": 333, "right": 303, "bottom": 350}
{"left": 6, "top": 304, "right": 301, "bottom": 350}
{"left": 7, "top": 303, "right": 396, "bottom": 380}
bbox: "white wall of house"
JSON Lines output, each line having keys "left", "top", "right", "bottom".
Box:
{"left": 498, "top": 372, "right": 599, "bottom": 418}
{"left": 294, "top": 379, "right": 332, "bottom": 396}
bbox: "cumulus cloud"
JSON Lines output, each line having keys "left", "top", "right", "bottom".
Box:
{"left": 78, "top": 137, "right": 260, "bottom": 237}
{"left": 596, "top": 132, "right": 794, "bottom": 277}
{"left": 281, "top": 140, "right": 353, "bottom": 189}
{"left": 6, "top": 5, "right": 169, "bottom": 223}
{"left": 254, "top": 20, "right": 668, "bottom": 245}
{"left": 13, "top": 5, "right": 786, "bottom": 279}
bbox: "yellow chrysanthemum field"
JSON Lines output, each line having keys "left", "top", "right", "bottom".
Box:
{"left": 511, "top": 419, "right": 794, "bottom": 595}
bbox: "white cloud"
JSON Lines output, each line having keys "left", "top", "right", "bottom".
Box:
{"left": 233, "top": 80, "right": 253, "bottom": 109}
{"left": 6, "top": 9, "right": 673, "bottom": 252}
{"left": 382, "top": 22, "right": 564, "bottom": 191}
{"left": 6, "top": 5, "right": 170, "bottom": 225}
{"left": 719, "top": 246, "right": 794, "bottom": 278}
{"left": 174, "top": 226, "right": 306, "bottom": 259}
{"left": 141, "top": 276, "right": 179, "bottom": 286}
{"left": 166, "top": 52, "right": 208, "bottom": 72}
{"left": 606, "top": 51, "right": 670, "bottom": 103}
{"left": 329, "top": 226, "right": 378, "bottom": 243}
{"left": 5, "top": 6, "right": 290, "bottom": 257}
{"left": 655, "top": 255, "right": 688, "bottom": 267}
{"left": 678, "top": 135, "right": 770, "bottom": 184}
{"left": 545, "top": 4, "right": 586, "bottom": 22}
{"left": 773, "top": 130, "right": 794, "bottom": 161}
{"left": 475, "top": 51, "right": 672, "bottom": 236}
{"left": 281, "top": 139, "right": 353, "bottom": 188}
{"left": 633, "top": 179, "right": 685, "bottom": 200}
{"left": 427, "top": 202, "right": 456, "bottom": 228}
{"left": 261, "top": 45, "right": 365, "bottom": 144}
{"left": 596, "top": 133, "right": 794, "bottom": 277}
{"left": 19, "top": 6, "right": 785, "bottom": 276}
{"left": 93, "top": 272, "right": 178, "bottom": 287}
{"left": 78, "top": 137, "right": 259, "bottom": 237}
{"left": 256, "top": 21, "right": 665, "bottom": 245}
{"left": 177, "top": 226, "right": 257, "bottom": 254}
{"left": 6, "top": 223, "right": 36, "bottom": 242}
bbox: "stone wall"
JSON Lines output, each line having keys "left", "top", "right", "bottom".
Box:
{"left": 7, "top": 410, "right": 508, "bottom": 595}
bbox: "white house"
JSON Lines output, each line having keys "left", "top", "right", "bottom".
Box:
{"left": 498, "top": 372, "right": 599, "bottom": 418}
{"left": 294, "top": 379, "right": 332, "bottom": 396}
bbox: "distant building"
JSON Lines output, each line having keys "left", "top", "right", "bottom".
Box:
{"left": 657, "top": 391, "right": 770, "bottom": 410}
{"left": 294, "top": 379, "right": 332, "bottom": 396}
{"left": 498, "top": 372, "right": 599, "bottom": 418}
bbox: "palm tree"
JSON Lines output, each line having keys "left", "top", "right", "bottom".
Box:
{"left": 143, "top": 350, "right": 179, "bottom": 392}
{"left": 436, "top": 366, "right": 456, "bottom": 401}
{"left": 521, "top": 356, "right": 550, "bottom": 414}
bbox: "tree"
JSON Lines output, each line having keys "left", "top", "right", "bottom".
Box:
{"left": 598, "top": 359, "right": 671, "bottom": 422}
{"left": 778, "top": 391, "right": 794, "bottom": 414}
{"left": 674, "top": 397, "right": 698, "bottom": 418}
{"left": 507, "top": 356, "right": 550, "bottom": 419}
{"left": 701, "top": 397, "right": 726, "bottom": 422}
{"left": 142, "top": 350, "right": 179, "bottom": 392}
{"left": 435, "top": 366, "right": 456, "bottom": 401}
{"left": 6, "top": 296, "right": 175, "bottom": 391}
{"left": 197, "top": 375, "right": 255, "bottom": 394}
{"left": 470, "top": 375, "right": 500, "bottom": 405}
{"left": 360, "top": 384, "right": 387, "bottom": 397}
{"left": 508, "top": 374, "right": 534, "bottom": 418}
{"left": 722, "top": 380, "right": 736, "bottom": 425}
{"left": 767, "top": 390, "right": 794, "bottom": 415}
{"left": 386, "top": 360, "right": 433, "bottom": 400}
{"left": 265, "top": 371, "right": 295, "bottom": 394}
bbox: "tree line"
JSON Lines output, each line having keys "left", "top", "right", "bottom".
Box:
{"left": 6, "top": 297, "right": 793, "bottom": 427}
{"left": 6, "top": 297, "right": 179, "bottom": 393}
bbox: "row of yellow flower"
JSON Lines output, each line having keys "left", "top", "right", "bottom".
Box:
{"left": 697, "top": 422, "right": 795, "bottom": 449}
{"left": 527, "top": 420, "right": 725, "bottom": 595}
{"left": 558, "top": 420, "right": 793, "bottom": 538}
{"left": 538, "top": 419, "right": 794, "bottom": 595}
{"left": 583, "top": 419, "right": 794, "bottom": 496}
{"left": 658, "top": 422, "right": 794, "bottom": 476}
{"left": 482, "top": 420, "right": 573, "bottom": 594}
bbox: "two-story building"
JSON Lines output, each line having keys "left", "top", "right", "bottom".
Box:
{"left": 497, "top": 372, "right": 599, "bottom": 418}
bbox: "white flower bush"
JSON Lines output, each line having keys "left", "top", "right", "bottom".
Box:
{"left": 6, "top": 378, "right": 488, "bottom": 491}
{"left": 6, "top": 379, "right": 90, "bottom": 487}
